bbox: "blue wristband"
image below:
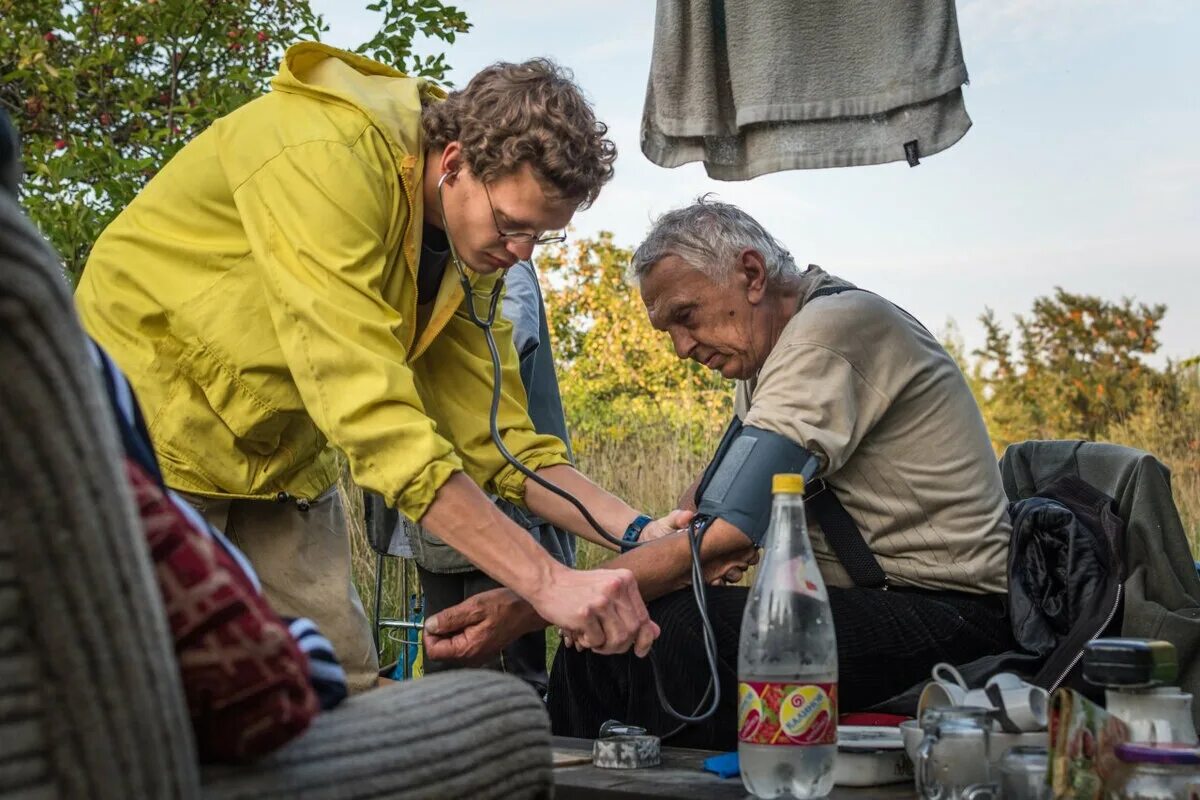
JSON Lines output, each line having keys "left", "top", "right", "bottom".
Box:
{"left": 620, "top": 514, "right": 653, "bottom": 552}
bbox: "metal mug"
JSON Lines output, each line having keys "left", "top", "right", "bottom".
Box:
{"left": 915, "top": 706, "right": 995, "bottom": 800}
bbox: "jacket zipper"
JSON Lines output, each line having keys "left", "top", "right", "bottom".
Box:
{"left": 398, "top": 158, "right": 420, "bottom": 354}
{"left": 1048, "top": 582, "right": 1123, "bottom": 694}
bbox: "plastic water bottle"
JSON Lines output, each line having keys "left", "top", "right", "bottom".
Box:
{"left": 738, "top": 473, "right": 838, "bottom": 798}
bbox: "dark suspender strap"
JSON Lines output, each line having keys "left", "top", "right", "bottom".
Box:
{"left": 802, "top": 280, "right": 889, "bottom": 589}
{"left": 805, "top": 478, "right": 888, "bottom": 589}
{"left": 806, "top": 285, "right": 853, "bottom": 301}
{"left": 807, "top": 281, "right": 931, "bottom": 334}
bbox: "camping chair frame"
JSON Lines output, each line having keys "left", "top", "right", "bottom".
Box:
{"left": 364, "top": 493, "right": 424, "bottom": 679}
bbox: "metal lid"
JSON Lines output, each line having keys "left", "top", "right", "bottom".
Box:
{"left": 1083, "top": 638, "right": 1178, "bottom": 688}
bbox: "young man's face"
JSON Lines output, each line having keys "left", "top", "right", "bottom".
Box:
{"left": 640, "top": 252, "right": 772, "bottom": 381}
{"left": 434, "top": 145, "right": 576, "bottom": 275}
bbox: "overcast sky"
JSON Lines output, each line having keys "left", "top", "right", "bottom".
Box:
{"left": 309, "top": 0, "right": 1199, "bottom": 362}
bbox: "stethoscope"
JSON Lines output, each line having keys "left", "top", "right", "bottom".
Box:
{"left": 434, "top": 168, "right": 720, "bottom": 730}
{"left": 438, "top": 170, "right": 506, "bottom": 332}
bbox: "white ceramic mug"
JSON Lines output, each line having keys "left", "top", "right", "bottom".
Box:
{"left": 985, "top": 675, "right": 1049, "bottom": 733}
{"left": 918, "top": 664, "right": 972, "bottom": 720}
{"left": 990, "top": 685, "right": 1049, "bottom": 733}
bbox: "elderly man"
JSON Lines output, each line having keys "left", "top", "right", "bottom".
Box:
{"left": 424, "top": 198, "right": 1014, "bottom": 748}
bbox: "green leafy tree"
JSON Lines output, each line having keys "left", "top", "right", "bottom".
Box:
{"left": 0, "top": 0, "right": 469, "bottom": 282}
{"left": 357, "top": 0, "right": 468, "bottom": 79}
{"left": 974, "top": 287, "right": 1167, "bottom": 445}
{"left": 538, "top": 233, "right": 732, "bottom": 453}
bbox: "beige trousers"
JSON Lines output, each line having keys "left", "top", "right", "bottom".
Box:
{"left": 181, "top": 487, "right": 380, "bottom": 693}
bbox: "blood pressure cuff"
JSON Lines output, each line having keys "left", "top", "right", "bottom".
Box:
{"left": 694, "top": 417, "right": 819, "bottom": 546}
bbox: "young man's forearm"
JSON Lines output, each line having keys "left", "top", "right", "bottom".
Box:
{"left": 522, "top": 464, "right": 642, "bottom": 550}
{"left": 420, "top": 472, "right": 561, "bottom": 595}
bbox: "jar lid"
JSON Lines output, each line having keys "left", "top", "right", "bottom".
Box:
{"left": 1115, "top": 743, "right": 1200, "bottom": 765}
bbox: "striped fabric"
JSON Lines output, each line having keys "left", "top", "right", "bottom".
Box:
{"left": 88, "top": 339, "right": 348, "bottom": 709}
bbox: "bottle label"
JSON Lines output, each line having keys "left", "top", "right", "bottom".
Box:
{"left": 780, "top": 556, "right": 827, "bottom": 601}
{"left": 738, "top": 681, "right": 837, "bottom": 746}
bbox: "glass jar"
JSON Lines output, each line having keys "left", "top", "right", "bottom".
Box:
{"left": 1108, "top": 743, "right": 1200, "bottom": 800}
{"left": 999, "top": 745, "right": 1050, "bottom": 800}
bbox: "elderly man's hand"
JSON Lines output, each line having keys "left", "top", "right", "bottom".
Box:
{"left": 635, "top": 508, "right": 694, "bottom": 544}
{"left": 703, "top": 544, "right": 761, "bottom": 585}
{"left": 424, "top": 588, "right": 540, "bottom": 665}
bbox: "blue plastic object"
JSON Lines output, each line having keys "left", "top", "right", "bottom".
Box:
{"left": 702, "top": 751, "right": 740, "bottom": 779}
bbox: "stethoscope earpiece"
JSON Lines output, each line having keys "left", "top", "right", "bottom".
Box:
{"left": 436, "top": 167, "right": 504, "bottom": 330}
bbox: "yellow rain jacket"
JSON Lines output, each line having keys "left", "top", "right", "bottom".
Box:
{"left": 74, "top": 43, "right": 569, "bottom": 522}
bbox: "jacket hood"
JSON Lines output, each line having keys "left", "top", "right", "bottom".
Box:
{"left": 271, "top": 42, "right": 446, "bottom": 157}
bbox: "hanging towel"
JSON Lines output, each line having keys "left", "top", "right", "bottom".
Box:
{"left": 642, "top": 0, "right": 972, "bottom": 178}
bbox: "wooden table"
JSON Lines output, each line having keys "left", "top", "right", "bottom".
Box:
{"left": 552, "top": 737, "right": 916, "bottom": 799}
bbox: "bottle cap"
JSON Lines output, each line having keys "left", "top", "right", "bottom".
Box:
{"left": 772, "top": 473, "right": 805, "bottom": 494}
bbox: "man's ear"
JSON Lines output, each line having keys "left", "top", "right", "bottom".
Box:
{"left": 738, "top": 249, "right": 769, "bottom": 305}
{"left": 438, "top": 141, "right": 464, "bottom": 182}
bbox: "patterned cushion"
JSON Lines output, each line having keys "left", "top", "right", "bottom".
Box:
{"left": 126, "top": 460, "right": 318, "bottom": 762}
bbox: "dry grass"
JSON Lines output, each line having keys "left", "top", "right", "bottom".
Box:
{"left": 569, "top": 423, "right": 717, "bottom": 571}
{"left": 1103, "top": 394, "right": 1200, "bottom": 555}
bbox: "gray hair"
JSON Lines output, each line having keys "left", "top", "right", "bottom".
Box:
{"left": 628, "top": 196, "right": 801, "bottom": 286}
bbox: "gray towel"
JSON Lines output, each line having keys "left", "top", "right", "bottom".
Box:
{"left": 643, "top": 0, "right": 972, "bottom": 178}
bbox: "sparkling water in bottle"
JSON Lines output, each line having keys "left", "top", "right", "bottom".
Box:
{"left": 738, "top": 473, "right": 838, "bottom": 798}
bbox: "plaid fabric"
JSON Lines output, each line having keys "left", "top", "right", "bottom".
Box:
{"left": 548, "top": 584, "right": 1014, "bottom": 750}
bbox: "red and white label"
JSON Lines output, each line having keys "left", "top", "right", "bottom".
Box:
{"left": 737, "top": 681, "right": 838, "bottom": 746}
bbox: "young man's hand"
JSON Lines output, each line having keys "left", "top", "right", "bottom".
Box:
{"left": 527, "top": 564, "right": 659, "bottom": 657}
{"left": 636, "top": 508, "right": 694, "bottom": 543}
{"left": 425, "top": 565, "right": 660, "bottom": 661}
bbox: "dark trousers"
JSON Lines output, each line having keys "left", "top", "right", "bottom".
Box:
{"left": 548, "top": 584, "right": 1015, "bottom": 750}
{"left": 417, "top": 566, "right": 549, "bottom": 695}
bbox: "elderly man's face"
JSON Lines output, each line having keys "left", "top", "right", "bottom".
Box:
{"left": 640, "top": 252, "right": 771, "bottom": 380}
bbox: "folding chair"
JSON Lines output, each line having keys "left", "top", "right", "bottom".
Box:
{"left": 363, "top": 492, "right": 424, "bottom": 679}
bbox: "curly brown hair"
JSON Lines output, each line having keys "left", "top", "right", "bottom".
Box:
{"left": 422, "top": 59, "right": 616, "bottom": 209}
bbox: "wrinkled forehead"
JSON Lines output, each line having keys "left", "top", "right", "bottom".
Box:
{"left": 640, "top": 256, "right": 709, "bottom": 328}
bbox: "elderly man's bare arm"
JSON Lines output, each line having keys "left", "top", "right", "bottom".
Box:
{"left": 675, "top": 473, "right": 702, "bottom": 513}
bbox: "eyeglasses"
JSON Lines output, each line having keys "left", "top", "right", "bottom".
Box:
{"left": 483, "top": 183, "right": 567, "bottom": 246}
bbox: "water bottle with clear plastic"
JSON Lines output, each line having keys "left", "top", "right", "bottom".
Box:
{"left": 738, "top": 473, "right": 839, "bottom": 799}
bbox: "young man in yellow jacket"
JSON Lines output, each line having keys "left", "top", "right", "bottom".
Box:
{"left": 75, "top": 44, "right": 700, "bottom": 691}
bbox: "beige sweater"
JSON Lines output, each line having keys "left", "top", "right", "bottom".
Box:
{"left": 736, "top": 267, "right": 1010, "bottom": 594}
